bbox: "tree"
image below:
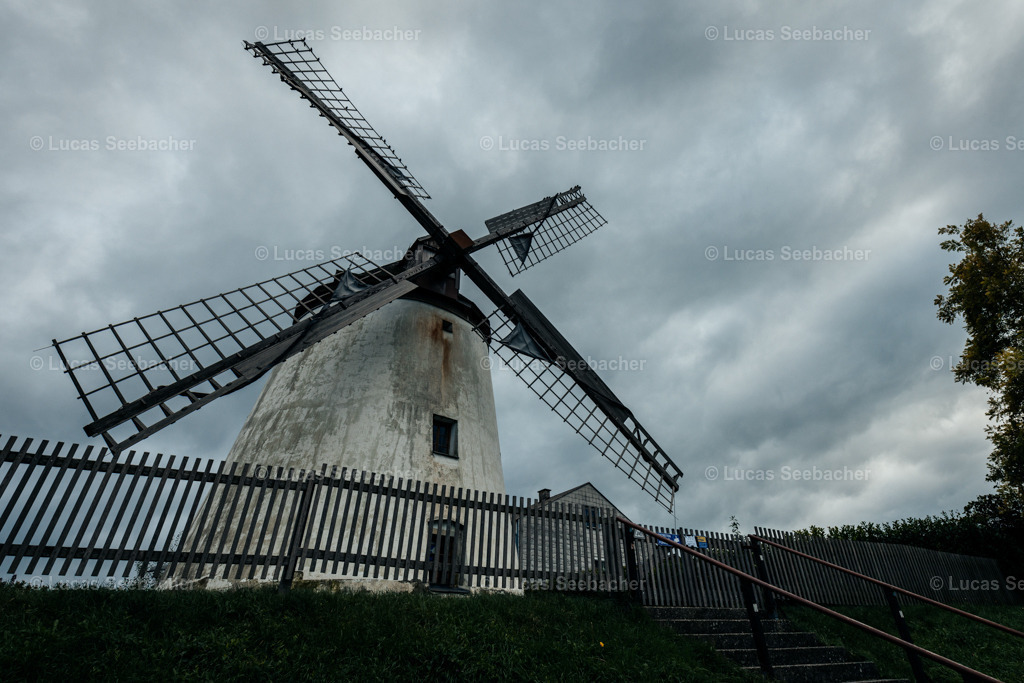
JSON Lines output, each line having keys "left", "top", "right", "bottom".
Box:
{"left": 935, "top": 214, "right": 1024, "bottom": 502}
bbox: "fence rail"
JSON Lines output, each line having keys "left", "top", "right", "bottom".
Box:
{"left": 753, "top": 526, "right": 1011, "bottom": 606}
{"left": 0, "top": 434, "right": 1012, "bottom": 608}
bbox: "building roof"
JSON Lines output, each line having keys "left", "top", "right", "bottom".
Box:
{"left": 529, "top": 482, "right": 631, "bottom": 522}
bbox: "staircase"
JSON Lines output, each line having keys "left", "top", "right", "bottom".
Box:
{"left": 647, "top": 606, "right": 909, "bottom": 682}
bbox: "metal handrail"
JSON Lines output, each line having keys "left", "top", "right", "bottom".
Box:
{"left": 620, "top": 518, "right": 1000, "bottom": 683}
{"left": 749, "top": 533, "right": 1024, "bottom": 640}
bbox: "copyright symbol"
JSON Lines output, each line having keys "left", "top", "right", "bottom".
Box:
{"left": 480, "top": 355, "right": 493, "bottom": 370}
{"left": 705, "top": 246, "right": 719, "bottom": 261}
{"left": 29, "top": 576, "right": 45, "bottom": 589}
{"left": 705, "top": 26, "right": 719, "bottom": 41}
{"left": 30, "top": 356, "right": 45, "bottom": 371}
{"left": 253, "top": 465, "right": 268, "bottom": 480}
{"left": 255, "top": 246, "right": 269, "bottom": 261}
{"left": 930, "top": 575, "right": 944, "bottom": 591}
{"left": 705, "top": 466, "right": 719, "bottom": 481}
{"left": 479, "top": 136, "right": 494, "bottom": 151}
{"left": 929, "top": 355, "right": 944, "bottom": 371}
{"left": 30, "top": 136, "right": 44, "bottom": 151}
{"left": 255, "top": 26, "right": 269, "bottom": 40}
{"left": 930, "top": 136, "right": 944, "bottom": 151}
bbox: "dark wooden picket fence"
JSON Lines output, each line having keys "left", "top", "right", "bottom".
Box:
{"left": 751, "top": 526, "right": 1014, "bottom": 606}
{"left": 0, "top": 435, "right": 631, "bottom": 592}
{"left": 0, "top": 434, "right": 1011, "bottom": 606}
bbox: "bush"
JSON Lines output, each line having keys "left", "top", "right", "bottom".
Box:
{"left": 796, "top": 493, "right": 1024, "bottom": 577}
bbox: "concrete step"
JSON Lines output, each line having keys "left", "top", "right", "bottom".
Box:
{"left": 661, "top": 617, "right": 796, "bottom": 635}
{"left": 742, "top": 660, "right": 883, "bottom": 683}
{"left": 696, "top": 630, "right": 823, "bottom": 650}
{"left": 719, "top": 645, "right": 852, "bottom": 667}
{"left": 645, "top": 606, "right": 752, "bottom": 620}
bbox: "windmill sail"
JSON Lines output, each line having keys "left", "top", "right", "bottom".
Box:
{"left": 484, "top": 186, "right": 607, "bottom": 276}
{"left": 475, "top": 289, "right": 683, "bottom": 511}
{"left": 244, "top": 39, "right": 430, "bottom": 201}
{"left": 51, "top": 253, "right": 442, "bottom": 455}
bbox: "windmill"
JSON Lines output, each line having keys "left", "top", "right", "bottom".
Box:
{"left": 49, "top": 39, "right": 683, "bottom": 515}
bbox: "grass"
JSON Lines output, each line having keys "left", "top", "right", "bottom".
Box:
{"left": 781, "top": 601, "right": 1024, "bottom": 683}
{"left": 0, "top": 583, "right": 755, "bottom": 682}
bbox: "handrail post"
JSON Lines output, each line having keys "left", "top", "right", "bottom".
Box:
{"left": 745, "top": 537, "right": 779, "bottom": 619}
{"left": 740, "top": 577, "right": 774, "bottom": 678}
{"left": 278, "top": 469, "right": 317, "bottom": 594}
{"left": 883, "top": 587, "right": 929, "bottom": 683}
{"left": 622, "top": 521, "right": 642, "bottom": 602}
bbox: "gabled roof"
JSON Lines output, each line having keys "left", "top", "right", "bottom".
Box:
{"left": 529, "top": 482, "right": 631, "bottom": 522}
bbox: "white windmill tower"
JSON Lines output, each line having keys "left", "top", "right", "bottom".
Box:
{"left": 51, "top": 39, "right": 683, "bottom": 588}
{"left": 223, "top": 237, "right": 507, "bottom": 496}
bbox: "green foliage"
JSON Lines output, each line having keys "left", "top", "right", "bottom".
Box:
{"left": 782, "top": 603, "right": 1024, "bottom": 682}
{"left": 936, "top": 214, "right": 1024, "bottom": 500}
{"left": 0, "top": 584, "right": 755, "bottom": 682}
{"left": 728, "top": 515, "right": 741, "bottom": 538}
{"left": 793, "top": 492, "right": 1024, "bottom": 577}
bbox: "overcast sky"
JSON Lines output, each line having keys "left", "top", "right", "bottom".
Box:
{"left": 3, "top": 1, "right": 1022, "bottom": 533}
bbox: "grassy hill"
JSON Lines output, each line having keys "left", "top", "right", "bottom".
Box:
{"left": 4, "top": 581, "right": 1021, "bottom": 681}
{"left": 0, "top": 584, "right": 754, "bottom": 681}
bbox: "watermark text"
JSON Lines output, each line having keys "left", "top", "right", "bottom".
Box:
{"left": 705, "top": 465, "right": 871, "bottom": 482}
{"left": 705, "top": 245, "right": 871, "bottom": 262}
{"left": 254, "top": 25, "right": 421, "bottom": 42}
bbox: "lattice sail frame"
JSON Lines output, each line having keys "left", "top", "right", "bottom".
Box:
{"left": 245, "top": 39, "right": 430, "bottom": 200}
{"left": 51, "top": 253, "right": 407, "bottom": 454}
{"left": 485, "top": 186, "right": 607, "bottom": 276}
{"left": 477, "top": 308, "right": 680, "bottom": 511}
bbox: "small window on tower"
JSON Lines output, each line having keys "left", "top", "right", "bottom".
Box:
{"left": 432, "top": 415, "right": 458, "bottom": 458}
{"left": 442, "top": 320, "right": 453, "bottom": 333}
